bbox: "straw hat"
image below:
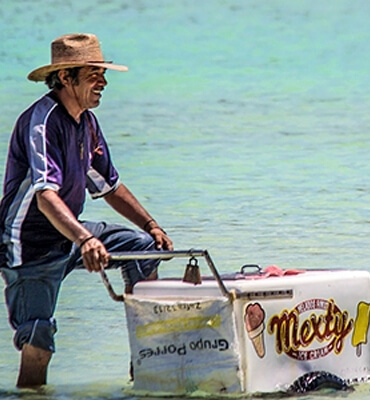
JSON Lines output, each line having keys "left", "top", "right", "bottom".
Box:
{"left": 28, "top": 33, "right": 128, "bottom": 82}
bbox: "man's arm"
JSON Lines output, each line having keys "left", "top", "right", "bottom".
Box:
{"left": 36, "top": 189, "right": 110, "bottom": 272}
{"left": 104, "top": 183, "right": 173, "bottom": 251}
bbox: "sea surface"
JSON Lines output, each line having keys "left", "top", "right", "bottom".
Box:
{"left": 0, "top": 0, "right": 370, "bottom": 399}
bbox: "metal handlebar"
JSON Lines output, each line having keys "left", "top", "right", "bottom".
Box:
{"left": 102, "top": 249, "right": 231, "bottom": 302}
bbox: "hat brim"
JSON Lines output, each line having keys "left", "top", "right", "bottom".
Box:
{"left": 28, "top": 61, "right": 128, "bottom": 82}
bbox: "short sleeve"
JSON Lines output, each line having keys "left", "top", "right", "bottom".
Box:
{"left": 85, "top": 113, "right": 120, "bottom": 198}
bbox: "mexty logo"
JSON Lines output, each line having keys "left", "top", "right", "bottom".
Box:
{"left": 267, "top": 299, "right": 353, "bottom": 361}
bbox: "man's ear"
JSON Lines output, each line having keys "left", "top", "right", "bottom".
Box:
{"left": 58, "top": 69, "right": 70, "bottom": 86}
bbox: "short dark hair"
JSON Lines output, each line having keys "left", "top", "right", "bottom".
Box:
{"left": 45, "top": 67, "right": 82, "bottom": 89}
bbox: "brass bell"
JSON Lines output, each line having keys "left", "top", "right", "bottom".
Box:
{"left": 183, "top": 257, "right": 202, "bottom": 285}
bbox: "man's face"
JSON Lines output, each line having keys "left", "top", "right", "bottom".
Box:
{"left": 72, "top": 66, "right": 107, "bottom": 110}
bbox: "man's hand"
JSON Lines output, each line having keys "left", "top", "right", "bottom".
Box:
{"left": 36, "top": 189, "right": 110, "bottom": 273}
{"left": 36, "top": 190, "right": 111, "bottom": 273}
{"left": 79, "top": 236, "right": 110, "bottom": 272}
{"left": 148, "top": 227, "right": 174, "bottom": 251}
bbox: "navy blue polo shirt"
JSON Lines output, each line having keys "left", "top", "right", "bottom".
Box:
{"left": 0, "top": 92, "right": 120, "bottom": 266}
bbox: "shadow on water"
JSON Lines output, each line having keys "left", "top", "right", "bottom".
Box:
{"left": 1, "top": 382, "right": 368, "bottom": 400}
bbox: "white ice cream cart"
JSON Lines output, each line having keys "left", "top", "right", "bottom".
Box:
{"left": 104, "top": 250, "right": 370, "bottom": 395}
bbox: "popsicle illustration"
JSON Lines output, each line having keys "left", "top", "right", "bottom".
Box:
{"left": 245, "top": 303, "right": 266, "bottom": 358}
{"left": 352, "top": 302, "right": 370, "bottom": 357}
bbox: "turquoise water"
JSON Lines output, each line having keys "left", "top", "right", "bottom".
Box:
{"left": 1, "top": 0, "right": 370, "bottom": 399}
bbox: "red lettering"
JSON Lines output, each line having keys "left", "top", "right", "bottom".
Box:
{"left": 268, "top": 299, "right": 354, "bottom": 359}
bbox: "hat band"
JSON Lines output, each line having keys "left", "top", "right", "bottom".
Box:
{"left": 86, "top": 60, "right": 113, "bottom": 64}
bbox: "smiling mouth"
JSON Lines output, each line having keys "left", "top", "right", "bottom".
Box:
{"left": 92, "top": 88, "right": 104, "bottom": 96}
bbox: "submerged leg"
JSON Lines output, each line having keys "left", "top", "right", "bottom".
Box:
{"left": 17, "top": 344, "right": 52, "bottom": 388}
{"left": 1, "top": 254, "right": 67, "bottom": 388}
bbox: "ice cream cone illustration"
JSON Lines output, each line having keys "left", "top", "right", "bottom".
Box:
{"left": 245, "top": 303, "right": 266, "bottom": 358}
{"left": 352, "top": 302, "right": 370, "bottom": 357}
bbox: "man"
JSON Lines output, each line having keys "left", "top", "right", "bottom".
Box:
{"left": 0, "top": 33, "right": 173, "bottom": 388}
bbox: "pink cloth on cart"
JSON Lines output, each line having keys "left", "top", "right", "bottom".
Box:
{"left": 261, "top": 265, "right": 305, "bottom": 277}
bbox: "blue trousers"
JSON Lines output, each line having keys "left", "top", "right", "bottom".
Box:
{"left": 0, "top": 221, "right": 160, "bottom": 352}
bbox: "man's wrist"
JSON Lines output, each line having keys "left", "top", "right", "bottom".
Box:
{"left": 149, "top": 226, "right": 167, "bottom": 235}
{"left": 143, "top": 219, "right": 158, "bottom": 232}
{"left": 143, "top": 219, "right": 166, "bottom": 235}
{"left": 78, "top": 235, "right": 95, "bottom": 248}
